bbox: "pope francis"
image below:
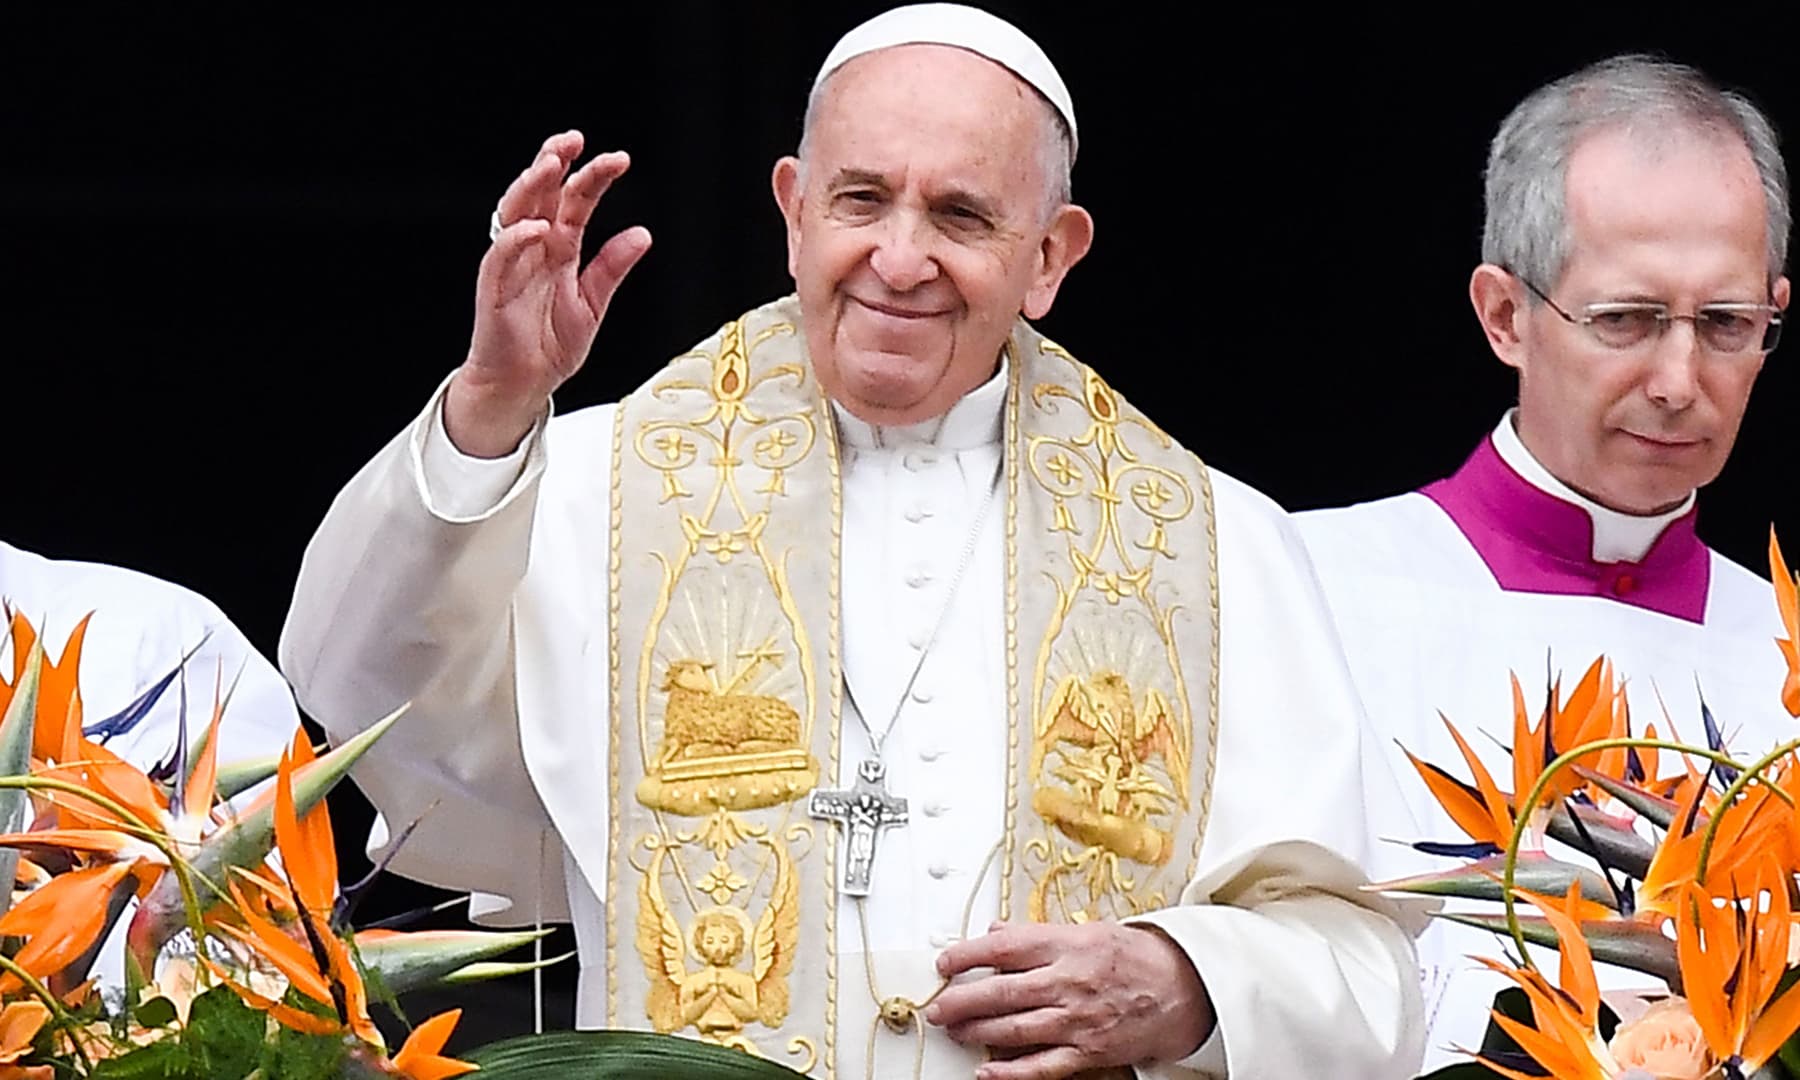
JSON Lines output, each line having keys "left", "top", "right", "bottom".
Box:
{"left": 279, "top": 5, "right": 1424, "bottom": 1077}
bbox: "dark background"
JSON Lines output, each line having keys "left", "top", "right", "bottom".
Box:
{"left": 4, "top": 4, "right": 1798, "bottom": 1052}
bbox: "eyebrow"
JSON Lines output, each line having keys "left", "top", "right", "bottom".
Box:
{"left": 827, "top": 168, "right": 889, "bottom": 191}
{"left": 825, "top": 168, "right": 1003, "bottom": 222}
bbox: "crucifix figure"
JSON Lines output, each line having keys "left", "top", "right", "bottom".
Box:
{"left": 807, "top": 758, "right": 908, "bottom": 896}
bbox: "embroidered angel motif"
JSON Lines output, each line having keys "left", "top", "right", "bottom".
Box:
{"left": 638, "top": 839, "right": 799, "bottom": 1041}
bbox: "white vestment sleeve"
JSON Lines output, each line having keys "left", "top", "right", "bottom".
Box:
{"left": 279, "top": 375, "right": 565, "bottom": 918}
{"left": 1127, "top": 472, "right": 1425, "bottom": 1078}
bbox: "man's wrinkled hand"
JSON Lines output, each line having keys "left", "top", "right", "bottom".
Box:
{"left": 447, "top": 130, "right": 653, "bottom": 458}
{"left": 925, "top": 920, "right": 1214, "bottom": 1080}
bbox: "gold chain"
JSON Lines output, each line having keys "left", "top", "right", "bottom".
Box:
{"left": 853, "top": 839, "right": 1004, "bottom": 1080}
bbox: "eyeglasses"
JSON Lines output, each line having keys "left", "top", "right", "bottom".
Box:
{"left": 1513, "top": 274, "right": 1784, "bottom": 355}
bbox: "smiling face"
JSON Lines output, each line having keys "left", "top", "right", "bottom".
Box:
{"left": 772, "top": 44, "right": 1092, "bottom": 426}
{"left": 1477, "top": 125, "right": 1789, "bottom": 514}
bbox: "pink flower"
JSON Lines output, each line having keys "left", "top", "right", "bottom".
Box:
{"left": 1607, "top": 997, "right": 1714, "bottom": 1080}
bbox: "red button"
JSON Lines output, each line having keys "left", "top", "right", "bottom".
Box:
{"left": 1612, "top": 574, "right": 1636, "bottom": 597}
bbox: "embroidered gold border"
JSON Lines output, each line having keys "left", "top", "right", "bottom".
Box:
{"left": 608, "top": 396, "right": 626, "bottom": 1022}
{"left": 1191, "top": 452, "right": 1221, "bottom": 854}
{"left": 820, "top": 373, "right": 842, "bottom": 1080}
{"left": 1001, "top": 344, "right": 1024, "bottom": 919}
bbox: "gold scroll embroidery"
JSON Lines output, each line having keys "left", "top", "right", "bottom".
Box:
{"left": 624, "top": 311, "right": 824, "bottom": 1067}
{"left": 1024, "top": 348, "right": 1199, "bottom": 924}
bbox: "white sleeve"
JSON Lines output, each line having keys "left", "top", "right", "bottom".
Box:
{"left": 278, "top": 373, "right": 565, "bottom": 912}
{"left": 419, "top": 391, "right": 538, "bottom": 519}
{"left": 1126, "top": 472, "right": 1426, "bottom": 1079}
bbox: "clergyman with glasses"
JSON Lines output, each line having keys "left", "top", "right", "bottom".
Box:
{"left": 1296, "top": 54, "right": 1792, "bottom": 1069}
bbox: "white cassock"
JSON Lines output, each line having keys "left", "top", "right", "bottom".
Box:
{"left": 0, "top": 539, "right": 302, "bottom": 987}
{"left": 1296, "top": 411, "right": 1792, "bottom": 1072}
{"left": 280, "top": 361, "right": 1426, "bottom": 1078}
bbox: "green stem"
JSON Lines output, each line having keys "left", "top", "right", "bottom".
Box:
{"left": 1692, "top": 738, "right": 1800, "bottom": 887}
{"left": 1500, "top": 737, "right": 1769, "bottom": 970}
{"left": 0, "top": 952, "right": 95, "bottom": 1072}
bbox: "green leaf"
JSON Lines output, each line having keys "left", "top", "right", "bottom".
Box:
{"left": 1434, "top": 911, "right": 1682, "bottom": 988}
{"left": 464, "top": 1030, "right": 812, "bottom": 1078}
{"left": 257, "top": 1025, "right": 346, "bottom": 1080}
{"left": 212, "top": 752, "right": 283, "bottom": 803}
{"left": 1375, "top": 851, "right": 1618, "bottom": 908}
{"left": 355, "top": 927, "right": 555, "bottom": 995}
{"left": 1543, "top": 800, "right": 1655, "bottom": 880}
{"left": 1572, "top": 766, "right": 1678, "bottom": 830}
{"left": 90, "top": 1039, "right": 197, "bottom": 1079}
{"left": 437, "top": 953, "right": 577, "bottom": 985}
{"left": 183, "top": 986, "right": 266, "bottom": 1080}
{"left": 0, "top": 644, "right": 44, "bottom": 920}
{"left": 134, "top": 995, "right": 178, "bottom": 1029}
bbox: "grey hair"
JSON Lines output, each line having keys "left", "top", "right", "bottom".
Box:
{"left": 796, "top": 63, "right": 1075, "bottom": 223}
{"left": 1483, "top": 54, "right": 1790, "bottom": 290}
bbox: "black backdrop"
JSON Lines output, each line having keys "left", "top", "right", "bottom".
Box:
{"left": 5, "top": 5, "right": 1798, "bottom": 1052}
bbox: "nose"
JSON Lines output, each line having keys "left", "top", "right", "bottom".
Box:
{"left": 867, "top": 211, "right": 940, "bottom": 293}
{"left": 1644, "top": 321, "right": 1702, "bottom": 410}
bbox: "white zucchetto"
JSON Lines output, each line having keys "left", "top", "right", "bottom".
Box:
{"left": 813, "top": 3, "right": 1077, "bottom": 158}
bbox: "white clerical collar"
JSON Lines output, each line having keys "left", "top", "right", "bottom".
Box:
{"left": 1490, "top": 409, "right": 1696, "bottom": 564}
{"left": 830, "top": 357, "right": 1008, "bottom": 450}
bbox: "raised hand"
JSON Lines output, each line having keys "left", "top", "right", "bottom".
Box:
{"left": 925, "top": 920, "right": 1214, "bottom": 1079}
{"left": 444, "top": 130, "right": 653, "bottom": 457}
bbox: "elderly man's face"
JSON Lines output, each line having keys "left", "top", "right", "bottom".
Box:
{"left": 1492, "top": 127, "right": 1788, "bottom": 514}
{"left": 773, "top": 44, "right": 1091, "bottom": 425}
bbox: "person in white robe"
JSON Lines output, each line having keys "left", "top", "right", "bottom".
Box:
{"left": 0, "top": 538, "right": 298, "bottom": 779}
{"left": 1295, "top": 55, "right": 1793, "bottom": 1073}
{"left": 280, "top": 6, "right": 1424, "bottom": 1077}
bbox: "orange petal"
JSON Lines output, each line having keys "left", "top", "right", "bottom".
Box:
{"left": 7, "top": 614, "right": 36, "bottom": 687}
{"left": 392, "top": 1009, "right": 480, "bottom": 1080}
{"left": 1511, "top": 673, "right": 1542, "bottom": 807}
{"left": 0, "top": 1001, "right": 48, "bottom": 1060}
{"left": 213, "top": 921, "right": 335, "bottom": 1007}
{"left": 1677, "top": 882, "right": 1738, "bottom": 1062}
{"left": 182, "top": 668, "right": 226, "bottom": 819}
{"left": 1773, "top": 531, "right": 1800, "bottom": 716}
{"left": 1774, "top": 530, "right": 1800, "bottom": 635}
{"left": 0, "top": 828, "right": 149, "bottom": 857}
{"left": 1402, "top": 746, "right": 1505, "bottom": 846}
{"left": 1745, "top": 976, "right": 1800, "bottom": 1067}
{"left": 31, "top": 614, "right": 89, "bottom": 762}
{"left": 202, "top": 959, "right": 343, "bottom": 1037}
{"left": 275, "top": 728, "right": 335, "bottom": 920}
{"left": 1438, "top": 713, "right": 1515, "bottom": 844}
{"left": 0, "top": 860, "right": 136, "bottom": 992}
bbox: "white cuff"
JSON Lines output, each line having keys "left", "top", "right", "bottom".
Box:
{"left": 416, "top": 375, "right": 547, "bottom": 521}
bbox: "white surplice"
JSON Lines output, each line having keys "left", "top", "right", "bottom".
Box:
{"left": 281, "top": 357, "right": 1426, "bottom": 1079}
{"left": 1296, "top": 413, "right": 1793, "bottom": 1072}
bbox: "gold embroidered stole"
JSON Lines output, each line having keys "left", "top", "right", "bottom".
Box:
{"left": 607, "top": 295, "right": 1220, "bottom": 1077}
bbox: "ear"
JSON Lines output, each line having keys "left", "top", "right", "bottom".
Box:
{"left": 772, "top": 156, "right": 804, "bottom": 279}
{"left": 1469, "top": 263, "right": 1530, "bottom": 372}
{"left": 1774, "top": 274, "right": 1791, "bottom": 312}
{"left": 1022, "top": 204, "right": 1096, "bottom": 320}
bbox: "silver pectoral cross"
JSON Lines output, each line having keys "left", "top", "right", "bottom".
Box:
{"left": 807, "top": 758, "right": 908, "bottom": 896}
